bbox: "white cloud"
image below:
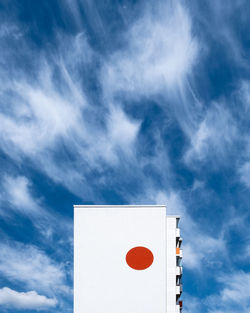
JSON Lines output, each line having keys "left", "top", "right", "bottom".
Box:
{"left": 237, "top": 81, "right": 250, "bottom": 189}
{"left": 0, "top": 287, "right": 57, "bottom": 310}
{"left": 0, "top": 241, "right": 69, "bottom": 295}
{"left": 101, "top": 2, "right": 198, "bottom": 99}
{"left": 163, "top": 190, "right": 225, "bottom": 270}
{"left": 183, "top": 243, "right": 202, "bottom": 269}
{"left": 205, "top": 271, "right": 250, "bottom": 313}
{"left": 2, "top": 176, "right": 39, "bottom": 215}
{"left": 0, "top": 175, "right": 72, "bottom": 243}
{"left": 0, "top": 1, "right": 199, "bottom": 203}
{"left": 182, "top": 294, "right": 202, "bottom": 313}
{"left": 62, "top": 0, "right": 105, "bottom": 35}
{"left": 93, "top": 107, "right": 140, "bottom": 164}
{"left": 108, "top": 107, "right": 139, "bottom": 149}
{"left": 0, "top": 28, "right": 141, "bottom": 199}
{"left": 0, "top": 72, "right": 85, "bottom": 156}
{"left": 202, "top": 0, "right": 249, "bottom": 71}
{"left": 219, "top": 271, "right": 250, "bottom": 303}
{"left": 239, "top": 161, "right": 250, "bottom": 188}
{"left": 184, "top": 102, "right": 237, "bottom": 165}
{"left": 239, "top": 80, "right": 250, "bottom": 111}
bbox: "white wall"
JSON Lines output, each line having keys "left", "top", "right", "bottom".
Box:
{"left": 74, "top": 206, "right": 167, "bottom": 313}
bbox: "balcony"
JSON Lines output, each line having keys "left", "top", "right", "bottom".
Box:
{"left": 176, "top": 266, "right": 183, "bottom": 276}
{"left": 176, "top": 248, "right": 183, "bottom": 258}
{"left": 178, "top": 237, "right": 183, "bottom": 247}
{"left": 176, "top": 301, "right": 183, "bottom": 312}
{"left": 176, "top": 228, "right": 180, "bottom": 237}
{"left": 176, "top": 285, "right": 182, "bottom": 295}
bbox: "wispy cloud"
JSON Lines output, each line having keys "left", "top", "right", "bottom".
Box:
{"left": 238, "top": 161, "right": 250, "bottom": 188}
{"left": 233, "top": 80, "right": 250, "bottom": 190}
{"left": 0, "top": 0, "right": 201, "bottom": 204}
{"left": 184, "top": 101, "right": 238, "bottom": 166}
{"left": 197, "top": 0, "right": 250, "bottom": 71}
{"left": 0, "top": 241, "right": 69, "bottom": 295}
{"left": 0, "top": 175, "right": 72, "bottom": 242}
{"left": 1, "top": 176, "right": 39, "bottom": 215}
{"left": 205, "top": 270, "right": 250, "bottom": 313}
{"left": 101, "top": 2, "right": 198, "bottom": 100}
{"left": 0, "top": 287, "right": 57, "bottom": 310}
{"left": 178, "top": 270, "right": 250, "bottom": 313}
{"left": 0, "top": 62, "right": 86, "bottom": 156}
{"left": 0, "top": 24, "right": 141, "bottom": 200}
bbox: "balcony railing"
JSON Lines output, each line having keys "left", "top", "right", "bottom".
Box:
{"left": 176, "top": 266, "right": 183, "bottom": 276}
{"left": 176, "top": 285, "right": 182, "bottom": 295}
{"left": 176, "top": 248, "right": 183, "bottom": 258}
{"left": 176, "top": 304, "right": 183, "bottom": 313}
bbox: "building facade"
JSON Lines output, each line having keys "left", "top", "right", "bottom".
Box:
{"left": 166, "top": 215, "right": 183, "bottom": 313}
{"left": 74, "top": 205, "right": 182, "bottom": 313}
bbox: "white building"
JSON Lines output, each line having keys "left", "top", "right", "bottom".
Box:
{"left": 74, "top": 205, "right": 182, "bottom": 313}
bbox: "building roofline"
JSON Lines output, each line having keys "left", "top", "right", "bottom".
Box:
{"left": 73, "top": 205, "right": 180, "bottom": 218}
{"left": 166, "top": 215, "right": 181, "bottom": 218}
{"left": 74, "top": 204, "right": 166, "bottom": 208}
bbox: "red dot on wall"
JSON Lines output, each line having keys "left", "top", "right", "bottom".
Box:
{"left": 126, "top": 246, "right": 154, "bottom": 270}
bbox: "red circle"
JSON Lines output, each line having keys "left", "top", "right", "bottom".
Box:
{"left": 126, "top": 246, "right": 154, "bottom": 270}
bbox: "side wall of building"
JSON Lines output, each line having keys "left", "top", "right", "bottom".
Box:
{"left": 166, "top": 216, "right": 182, "bottom": 313}
{"left": 166, "top": 216, "right": 177, "bottom": 313}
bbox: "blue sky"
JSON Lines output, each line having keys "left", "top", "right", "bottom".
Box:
{"left": 0, "top": 0, "right": 250, "bottom": 312}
